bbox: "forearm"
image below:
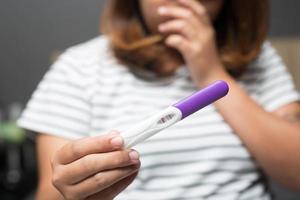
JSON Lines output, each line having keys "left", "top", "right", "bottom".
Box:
{"left": 195, "top": 67, "right": 300, "bottom": 190}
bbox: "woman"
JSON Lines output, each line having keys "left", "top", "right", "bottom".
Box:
{"left": 18, "top": 0, "right": 300, "bottom": 199}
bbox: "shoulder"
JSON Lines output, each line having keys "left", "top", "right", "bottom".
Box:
{"left": 65, "top": 35, "right": 111, "bottom": 59}
{"left": 239, "top": 40, "right": 288, "bottom": 84}
{"left": 58, "top": 35, "right": 113, "bottom": 69}
{"left": 49, "top": 35, "right": 126, "bottom": 81}
{"left": 248, "top": 41, "right": 285, "bottom": 73}
{"left": 241, "top": 41, "right": 300, "bottom": 111}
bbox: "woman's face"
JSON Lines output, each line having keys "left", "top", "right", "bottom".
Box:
{"left": 139, "top": 0, "right": 224, "bottom": 34}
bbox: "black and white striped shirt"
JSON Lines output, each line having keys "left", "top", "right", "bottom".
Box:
{"left": 18, "top": 36, "right": 300, "bottom": 200}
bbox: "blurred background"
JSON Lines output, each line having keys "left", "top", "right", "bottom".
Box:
{"left": 0, "top": 0, "right": 299, "bottom": 199}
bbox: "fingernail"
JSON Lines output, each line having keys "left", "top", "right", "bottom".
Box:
{"left": 133, "top": 160, "right": 141, "bottom": 167}
{"left": 129, "top": 150, "right": 139, "bottom": 160}
{"left": 110, "top": 136, "right": 123, "bottom": 148}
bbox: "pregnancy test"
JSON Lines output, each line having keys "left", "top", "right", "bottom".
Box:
{"left": 122, "top": 80, "right": 229, "bottom": 148}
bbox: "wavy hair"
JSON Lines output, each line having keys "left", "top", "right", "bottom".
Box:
{"left": 101, "top": 0, "right": 269, "bottom": 77}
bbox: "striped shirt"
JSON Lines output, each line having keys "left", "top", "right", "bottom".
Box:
{"left": 18, "top": 36, "right": 300, "bottom": 200}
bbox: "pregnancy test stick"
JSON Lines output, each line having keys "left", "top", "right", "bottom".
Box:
{"left": 122, "top": 80, "right": 229, "bottom": 148}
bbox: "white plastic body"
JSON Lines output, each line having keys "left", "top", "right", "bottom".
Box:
{"left": 122, "top": 106, "right": 182, "bottom": 148}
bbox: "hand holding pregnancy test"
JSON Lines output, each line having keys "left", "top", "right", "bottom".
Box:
{"left": 121, "top": 80, "right": 229, "bottom": 148}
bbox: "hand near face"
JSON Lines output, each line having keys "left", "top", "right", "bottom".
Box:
{"left": 157, "top": 0, "right": 225, "bottom": 84}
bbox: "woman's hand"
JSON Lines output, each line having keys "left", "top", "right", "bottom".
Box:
{"left": 158, "top": 0, "right": 224, "bottom": 85}
{"left": 51, "top": 131, "right": 140, "bottom": 200}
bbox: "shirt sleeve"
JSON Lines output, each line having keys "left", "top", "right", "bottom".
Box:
{"left": 256, "top": 41, "right": 300, "bottom": 112}
{"left": 17, "top": 49, "right": 92, "bottom": 139}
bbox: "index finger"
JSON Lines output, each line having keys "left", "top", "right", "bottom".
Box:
{"left": 177, "top": 0, "right": 211, "bottom": 23}
{"left": 55, "top": 131, "right": 123, "bottom": 164}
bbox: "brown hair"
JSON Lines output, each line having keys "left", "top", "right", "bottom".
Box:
{"left": 101, "top": 0, "right": 269, "bottom": 77}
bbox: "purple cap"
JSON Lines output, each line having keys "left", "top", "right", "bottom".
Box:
{"left": 173, "top": 80, "right": 229, "bottom": 119}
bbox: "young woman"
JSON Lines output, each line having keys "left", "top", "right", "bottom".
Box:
{"left": 18, "top": 0, "right": 300, "bottom": 199}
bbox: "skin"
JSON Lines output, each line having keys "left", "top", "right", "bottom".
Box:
{"left": 142, "top": 0, "right": 300, "bottom": 191}
{"left": 37, "top": 132, "right": 140, "bottom": 200}
{"left": 37, "top": 0, "right": 300, "bottom": 199}
{"left": 140, "top": 0, "right": 224, "bottom": 34}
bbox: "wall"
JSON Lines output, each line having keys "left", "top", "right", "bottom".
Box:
{"left": 1, "top": 0, "right": 300, "bottom": 106}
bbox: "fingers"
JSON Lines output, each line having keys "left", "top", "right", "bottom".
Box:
{"left": 87, "top": 172, "right": 139, "bottom": 200}
{"left": 51, "top": 131, "right": 141, "bottom": 200}
{"left": 158, "top": 3, "right": 210, "bottom": 43}
{"left": 67, "top": 163, "right": 140, "bottom": 199}
{"left": 158, "top": 5, "right": 191, "bottom": 19}
{"left": 159, "top": 19, "right": 195, "bottom": 40}
{"left": 158, "top": 5, "right": 197, "bottom": 22}
{"left": 177, "top": 0, "right": 210, "bottom": 23}
{"left": 165, "top": 35, "right": 191, "bottom": 56}
{"left": 54, "top": 131, "right": 123, "bottom": 164}
{"left": 159, "top": 1, "right": 210, "bottom": 23}
{"left": 58, "top": 150, "right": 140, "bottom": 184}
